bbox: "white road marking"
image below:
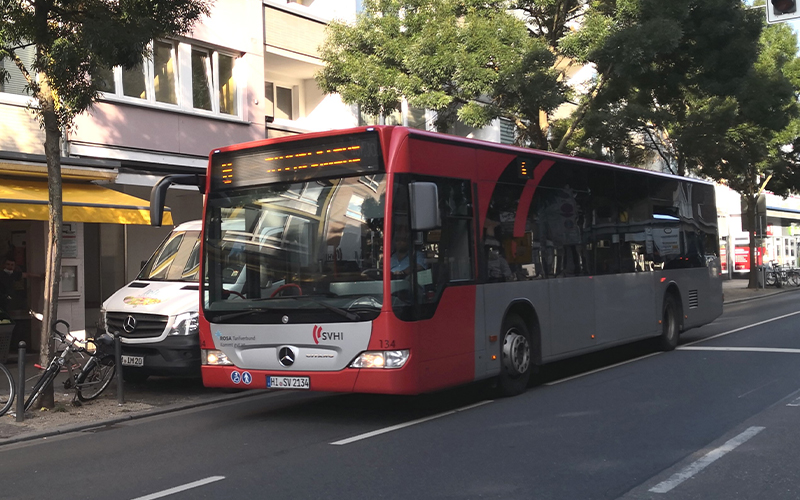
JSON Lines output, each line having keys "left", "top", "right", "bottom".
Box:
{"left": 683, "top": 310, "right": 800, "bottom": 347}
{"left": 330, "top": 401, "right": 493, "bottom": 445}
{"left": 679, "top": 346, "right": 800, "bottom": 354}
{"left": 547, "top": 311, "right": 800, "bottom": 385}
{"left": 787, "top": 395, "right": 800, "bottom": 407}
{"left": 648, "top": 426, "right": 765, "bottom": 494}
{"left": 544, "top": 353, "right": 661, "bottom": 386}
{"left": 131, "top": 476, "right": 225, "bottom": 500}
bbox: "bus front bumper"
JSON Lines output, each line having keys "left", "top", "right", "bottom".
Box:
{"left": 201, "top": 364, "right": 420, "bottom": 395}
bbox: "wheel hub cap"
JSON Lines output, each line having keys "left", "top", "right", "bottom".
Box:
{"left": 502, "top": 331, "right": 530, "bottom": 376}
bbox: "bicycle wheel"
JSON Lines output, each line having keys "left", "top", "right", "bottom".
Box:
{"left": 765, "top": 271, "right": 777, "bottom": 287}
{"left": 791, "top": 271, "right": 800, "bottom": 287}
{"left": 75, "top": 358, "right": 115, "bottom": 402}
{"left": 24, "top": 365, "right": 59, "bottom": 412}
{"left": 0, "top": 363, "right": 14, "bottom": 417}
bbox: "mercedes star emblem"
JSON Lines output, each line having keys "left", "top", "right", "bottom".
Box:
{"left": 278, "top": 346, "right": 295, "bottom": 367}
{"left": 123, "top": 315, "right": 137, "bottom": 334}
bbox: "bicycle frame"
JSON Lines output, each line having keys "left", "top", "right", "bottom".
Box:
{"left": 25, "top": 321, "right": 114, "bottom": 411}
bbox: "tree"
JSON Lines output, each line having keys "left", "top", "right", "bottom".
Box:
{"left": 318, "top": 0, "right": 763, "bottom": 156}
{"left": 0, "top": 0, "right": 210, "bottom": 408}
{"left": 554, "top": 0, "right": 765, "bottom": 163}
{"left": 316, "top": 0, "right": 565, "bottom": 134}
{"left": 579, "top": 8, "right": 800, "bottom": 289}
{"left": 693, "top": 22, "right": 800, "bottom": 288}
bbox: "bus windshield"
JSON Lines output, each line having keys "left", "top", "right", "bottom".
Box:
{"left": 203, "top": 175, "right": 387, "bottom": 322}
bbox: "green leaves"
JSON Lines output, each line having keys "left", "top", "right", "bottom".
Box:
{"left": 0, "top": 0, "right": 211, "bottom": 128}
{"left": 317, "top": 0, "right": 559, "bottom": 132}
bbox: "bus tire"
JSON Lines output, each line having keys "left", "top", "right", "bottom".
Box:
{"left": 497, "top": 314, "right": 532, "bottom": 397}
{"left": 658, "top": 294, "right": 680, "bottom": 351}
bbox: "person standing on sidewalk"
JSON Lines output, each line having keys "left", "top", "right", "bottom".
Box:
{"left": 0, "top": 257, "right": 40, "bottom": 312}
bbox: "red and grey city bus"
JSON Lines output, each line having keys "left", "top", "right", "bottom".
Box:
{"left": 151, "top": 126, "right": 723, "bottom": 396}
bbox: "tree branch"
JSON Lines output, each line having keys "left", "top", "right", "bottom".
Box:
{"left": 555, "top": 65, "right": 609, "bottom": 153}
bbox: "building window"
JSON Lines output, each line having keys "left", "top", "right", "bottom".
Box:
{"left": 98, "top": 40, "right": 241, "bottom": 118}
{"left": 192, "top": 49, "right": 213, "bottom": 111}
{"left": 0, "top": 45, "right": 35, "bottom": 96}
{"left": 122, "top": 63, "right": 147, "bottom": 99}
{"left": 218, "top": 54, "right": 237, "bottom": 115}
{"left": 153, "top": 40, "right": 177, "bottom": 104}
{"left": 266, "top": 82, "right": 294, "bottom": 120}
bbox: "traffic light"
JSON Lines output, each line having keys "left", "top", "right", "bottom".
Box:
{"left": 767, "top": 0, "right": 800, "bottom": 23}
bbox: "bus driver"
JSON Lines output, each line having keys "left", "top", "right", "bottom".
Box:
{"left": 390, "top": 224, "right": 426, "bottom": 278}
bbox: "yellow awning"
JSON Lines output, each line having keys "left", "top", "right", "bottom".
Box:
{"left": 0, "top": 179, "right": 173, "bottom": 225}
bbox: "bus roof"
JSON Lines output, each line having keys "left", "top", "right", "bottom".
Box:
{"left": 209, "top": 125, "right": 714, "bottom": 186}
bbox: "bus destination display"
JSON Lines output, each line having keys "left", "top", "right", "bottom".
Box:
{"left": 210, "top": 132, "right": 383, "bottom": 189}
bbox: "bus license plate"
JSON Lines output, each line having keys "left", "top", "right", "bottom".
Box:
{"left": 121, "top": 355, "right": 144, "bottom": 367}
{"left": 267, "top": 376, "right": 310, "bottom": 390}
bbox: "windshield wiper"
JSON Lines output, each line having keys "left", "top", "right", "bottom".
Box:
{"left": 274, "top": 295, "right": 360, "bottom": 321}
{"left": 209, "top": 307, "right": 273, "bottom": 323}
{"left": 211, "top": 297, "right": 361, "bottom": 322}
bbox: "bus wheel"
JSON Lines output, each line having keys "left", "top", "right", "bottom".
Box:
{"left": 658, "top": 294, "right": 679, "bottom": 351}
{"left": 497, "top": 314, "right": 532, "bottom": 397}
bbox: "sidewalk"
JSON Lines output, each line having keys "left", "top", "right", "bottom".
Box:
{"left": 1, "top": 278, "right": 794, "bottom": 446}
{"left": 0, "top": 353, "right": 255, "bottom": 445}
{"left": 722, "top": 277, "right": 800, "bottom": 304}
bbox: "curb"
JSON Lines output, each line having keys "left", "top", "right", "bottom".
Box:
{"left": 0, "top": 389, "right": 263, "bottom": 447}
{"left": 724, "top": 284, "right": 800, "bottom": 305}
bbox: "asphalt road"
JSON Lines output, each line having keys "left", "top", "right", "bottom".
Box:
{"left": 2, "top": 294, "right": 800, "bottom": 500}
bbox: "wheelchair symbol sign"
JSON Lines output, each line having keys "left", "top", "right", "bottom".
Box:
{"left": 231, "top": 371, "right": 241, "bottom": 384}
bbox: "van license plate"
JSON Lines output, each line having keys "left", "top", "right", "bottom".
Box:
{"left": 267, "top": 376, "right": 310, "bottom": 390}
{"left": 121, "top": 355, "right": 144, "bottom": 367}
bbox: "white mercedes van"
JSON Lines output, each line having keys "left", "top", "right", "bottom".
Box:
{"left": 100, "top": 220, "right": 203, "bottom": 382}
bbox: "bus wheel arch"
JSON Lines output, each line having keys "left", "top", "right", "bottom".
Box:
{"left": 658, "top": 286, "right": 682, "bottom": 351}
{"left": 497, "top": 302, "right": 540, "bottom": 396}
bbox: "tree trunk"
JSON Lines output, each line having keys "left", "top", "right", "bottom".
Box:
{"left": 33, "top": 75, "right": 63, "bottom": 410}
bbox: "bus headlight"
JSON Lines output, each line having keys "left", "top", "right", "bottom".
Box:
{"left": 169, "top": 312, "right": 199, "bottom": 336}
{"left": 349, "top": 350, "right": 410, "bottom": 369}
{"left": 203, "top": 349, "right": 234, "bottom": 365}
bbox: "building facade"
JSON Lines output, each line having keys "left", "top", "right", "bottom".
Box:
{"left": 0, "top": 0, "right": 272, "bottom": 348}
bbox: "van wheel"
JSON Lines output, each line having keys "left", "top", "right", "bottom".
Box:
{"left": 658, "top": 294, "right": 680, "bottom": 351}
{"left": 497, "top": 314, "right": 532, "bottom": 397}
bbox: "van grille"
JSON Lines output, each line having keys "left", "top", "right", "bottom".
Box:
{"left": 688, "top": 290, "right": 699, "bottom": 309}
{"left": 106, "top": 312, "right": 168, "bottom": 339}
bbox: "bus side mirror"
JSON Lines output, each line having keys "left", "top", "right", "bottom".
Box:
{"left": 409, "top": 182, "right": 440, "bottom": 231}
{"left": 150, "top": 174, "right": 206, "bottom": 227}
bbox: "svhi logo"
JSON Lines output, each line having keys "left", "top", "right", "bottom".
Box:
{"left": 313, "top": 325, "right": 344, "bottom": 344}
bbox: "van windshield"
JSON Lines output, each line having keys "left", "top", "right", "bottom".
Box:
{"left": 137, "top": 230, "right": 201, "bottom": 282}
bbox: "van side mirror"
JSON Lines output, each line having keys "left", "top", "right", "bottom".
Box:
{"left": 150, "top": 174, "right": 206, "bottom": 227}
{"left": 409, "top": 182, "right": 440, "bottom": 231}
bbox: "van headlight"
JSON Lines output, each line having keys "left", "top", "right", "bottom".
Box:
{"left": 349, "top": 350, "right": 409, "bottom": 369}
{"left": 169, "top": 312, "right": 199, "bottom": 336}
{"left": 203, "top": 349, "right": 234, "bottom": 365}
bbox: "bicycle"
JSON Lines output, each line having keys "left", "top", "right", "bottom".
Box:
{"left": 0, "top": 320, "right": 117, "bottom": 417}
{"left": 786, "top": 267, "right": 800, "bottom": 287}
{"left": 0, "top": 361, "right": 13, "bottom": 417}
{"left": 765, "top": 261, "right": 787, "bottom": 288}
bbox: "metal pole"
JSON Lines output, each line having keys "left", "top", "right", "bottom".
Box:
{"left": 16, "top": 341, "right": 25, "bottom": 422}
{"left": 114, "top": 333, "right": 124, "bottom": 405}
